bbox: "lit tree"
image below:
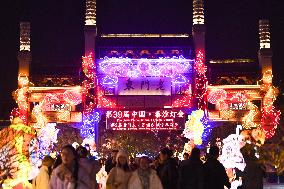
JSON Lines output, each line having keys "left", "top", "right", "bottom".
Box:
{"left": 259, "top": 132, "right": 284, "bottom": 175}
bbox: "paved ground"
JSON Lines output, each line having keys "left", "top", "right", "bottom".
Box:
{"left": 264, "top": 184, "right": 284, "bottom": 189}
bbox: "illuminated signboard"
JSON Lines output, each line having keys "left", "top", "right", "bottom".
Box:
{"left": 229, "top": 102, "right": 248, "bottom": 110}
{"left": 43, "top": 104, "right": 71, "bottom": 111}
{"left": 106, "top": 110, "right": 185, "bottom": 131}
{"left": 117, "top": 77, "right": 171, "bottom": 95}
{"left": 51, "top": 104, "right": 71, "bottom": 111}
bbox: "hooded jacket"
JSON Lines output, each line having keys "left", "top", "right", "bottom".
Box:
{"left": 106, "top": 150, "right": 131, "bottom": 189}
{"left": 128, "top": 168, "right": 163, "bottom": 189}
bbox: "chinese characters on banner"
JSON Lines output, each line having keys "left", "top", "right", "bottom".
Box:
{"left": 118, "top": 77, "right": 171, "bottom": 95}
{"left": 106, "top": 110, "right": 185, "bottom": 131}
{"left": 229, "top": 102, "right": 248, "bottom": 110}
{"left": 42, "top": 103, "right": 71, "bottom": 111}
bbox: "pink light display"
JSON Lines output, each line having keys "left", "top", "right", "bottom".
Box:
{"left": 10, "top": 108, "right": 20, "bottom": 121}
{"left": 81, "top": 53, "right": 98, "bottom": 139}
{"left": 97, "top": 86, "right": 120, "bottom": 108}
{"left": 63, "top": 89, "right": 82, "bottom": 105}
{"left": 82, "top": 53, "right": 96, "bottom": 80}
{"left": 31, "top": 91, "right": 82, "bottom": 128}
{"left": 172, "top": 86, "right": 193, "bottom": 108}
{"left": 98, "top": 57, "right": 193, "bottom": 78}
{"left": 82, "top": 53, "right": 119, "bottom": 109}
{"left": 260, "top": 71, "right": 281, "bottom": 138}
{"left": 207, "top": 89, "right": 262, "bottom": 129}
{"left": 208, "top": 89, "right": 227, "bottom": 104}
{"left": 194, "top": 50, "right": 208, "bottom": 111}
{"left": 106, "top": 110, "right": 185, "bottom": 131}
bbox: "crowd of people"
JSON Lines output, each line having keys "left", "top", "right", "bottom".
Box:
{"left": 31, "top": 144, "right": 265, "bottom": 189}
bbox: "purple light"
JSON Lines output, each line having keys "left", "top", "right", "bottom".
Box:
{"left": 102, "top": 75, "right": 118, "bottom": 86}
{"left": 172, "top": 74, "right": 189, "bottom": 84}
{"left": 98, "top": 56, "right": 194, "bottom": 77}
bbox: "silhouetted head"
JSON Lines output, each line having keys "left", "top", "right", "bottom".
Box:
{"left": 190, "top": 148, "right": 201, "bottom": 160}
{"left": 183, "top": 152, "right": 189, "bottom": 160}
{"left": 76, "top": 146, "right": 88, "bottom": 158}
{"left": 209, "top": 146, "right": 219, "bottom": 158}
{"left": 160, "top": 147, "right": 173, "bottom": 161}
{"left": 42, "top": 155, "right": 55, "bottom": 167}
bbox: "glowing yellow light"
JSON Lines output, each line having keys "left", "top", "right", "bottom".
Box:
{"left": 100, "top": 34, "right": 190, "bottom": 38}
{"left": 242, "top": 102, "right": 260, "bottom": 129}
{"left": 193, "top": 0, "right": 204, "bottom": 25}
{"left": 20, "top": 22, "right": 30, "bottom": 51}
{"left": 209, "top": 59, "right": 255, "bottom": 64}
{"left": 184, "top": 110, "right": 205, "bottom": 145}
{"left": 259, "top": 20, "right": 270, "bottom": 49}
{"left": 85, "top": 0, "right": 96, "bottom": 25}
{"left": 220, "top": 110, "right": 235, "bottom": 120}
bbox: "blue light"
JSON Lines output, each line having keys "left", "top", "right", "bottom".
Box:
{"left": 81, "top": 110, "right": 101, "bottom": 139}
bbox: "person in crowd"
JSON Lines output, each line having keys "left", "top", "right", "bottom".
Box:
{"left": 32, "top": 155, "right": 54, "bottom": 189}
{"left": 158, "top": 147, "right": 178, "bottom": 189}
{"left": 106, "top": 150, "right": 131, "bottom": 189}
{"left": 105, "top": 149, "right": 119, "bottom": 174}
{"left": 77, "top": 146, "right": 100, "bottom": 189}
{"left": 128, "top": 156, "right": 163, "bottom": 189}
{"left": 183, "top": 153, "right": 189, "bottom": 161}
{"left": 240, "top": 144, "right": 266, "bottom": 189}
{"left": 179, "top": 148, "right": 204, "bottom": 189}
{"left": 179, "top": 152, "right": 190, "bottom": 167}
{"left": 203, "top": 146, "right": 231, "bottom": 189}
{"left": 129, "top": 157, "right": 139, "bottom": 171}
{"left": 49, "top": 144, "right": 93, "bottom": 189}
{"left": 53, "top": 154, "right": 62, "bottom": 170}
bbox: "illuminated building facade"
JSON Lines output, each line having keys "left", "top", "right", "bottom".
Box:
{"left": 13, "top": 0, "right": 280, "bottom": 150}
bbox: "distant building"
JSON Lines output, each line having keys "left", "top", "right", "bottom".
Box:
{"left": 13, "top": 0, "right": 280, "bottom": 150}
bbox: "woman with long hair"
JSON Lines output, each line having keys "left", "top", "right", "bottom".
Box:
{"left": 49, "top": 145, "right": 92, "bottom": 189}
{"left": 32, "top": 155, "right": 54, "bottom": 189}
{"left": 106, "top": 150, "right": 131, "bottom": 189}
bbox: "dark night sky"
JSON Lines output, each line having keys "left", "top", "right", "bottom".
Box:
{"left": 0, "top": 0, "right": 284, "bottom": 119}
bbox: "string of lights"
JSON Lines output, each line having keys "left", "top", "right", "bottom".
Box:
{"left": 260, "top": 71, "right": 281, "bottom": 138}
{"left": 194, "top": 50, "right": 208, "bottom": 111}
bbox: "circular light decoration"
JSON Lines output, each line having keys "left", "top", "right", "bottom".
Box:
{"left": 127, "top": 70, "right": 140, "bottom": 78}
{"left": 230, "top": 92, "right": 249, "bottom": 103}
{"left": 109, "top": 65, "right": 129, "bottom": 77}
{"left": 172, "top": 74, "right": 189, "bottom": 85}
{"left": 102, "top": 75, "right": 118, "bottom": 86}
{"left": 63, "top": 89, "right": 82, "bottom": 105}
{"left": 219, "top": 101, "right": 229, "bottom": 110}
{"left": 208, "top": 89, "right": 227, "bottom": 104}
{"left": 137, "top": 60, "right": 152, "bottom": 76}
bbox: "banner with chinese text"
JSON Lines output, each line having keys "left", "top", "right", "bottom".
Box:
{"left": 106, "top": 110, "right": 186, "bottom": 131}
{"left": 117, "top": 77, "right": 171, "bottom": 95}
